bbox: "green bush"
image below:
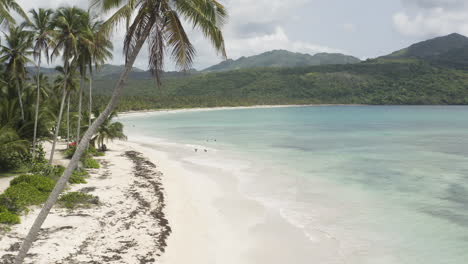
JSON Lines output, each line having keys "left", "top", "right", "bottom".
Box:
{"left": 0, "top": 174, "right": 56, "bottom": 214}
{"left": 10, "top": 175, "right": 56, "bottom": 193}
{"left": 63, "top": 145, "right": 76, "bottom": 159}
{"left": 0, "top": 145, "right": 30, "bottom": 172}
{"left": 64, "top": 145, "right": 104, "bottom": 159}
{"left": 33, "top": 144, "right": 47, "bottom": 163}
{"left": 30, "top": 162, "right": 65, "bottom": 181}
{"left": 58, "top": 192, "right": 99, "bottom": 209}
{"left": 1, "top": 182, "right": 49, "bottom": 212}
{"left": 0, "top": 206, "right": 20, "bottom": 224}
{"left": 69, "top": 170, "right": 88, "bottom": 184}
{"left": 94, "top": 151, "right": 105, "bottom": 157}
{"left": 82, "top": 157, "right": 100, "bottom": 169}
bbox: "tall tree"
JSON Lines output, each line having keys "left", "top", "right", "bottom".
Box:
{"left": 15, "top": 0, "right": 227, "bottom": 262}
{"left": 0, "top": 25, "right": 34, "bottom": 122}
{"left": 24, "top": 8, "right": 54, "bottom": 159}
{"left": 0, "top": 0, "right": 29, "bottom": 27}
{"left": 53, "top": 65, "right": 79, "bottom": 144}
{"left": 75, "top": 13, "right": 94, "bottom": 144}
{"left": 89, "top": 20, "right": 113, "bottom": 129}
{"left": 48, "top": 7, "right": 88, "bottom": 164}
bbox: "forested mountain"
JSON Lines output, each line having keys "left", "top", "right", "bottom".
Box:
{"left": 34, "top": 33, "right": 468, "bottom": 111}
{"left": 89, "top": 59, "right": 468, "bottom": 110}
{"left": 380, "top": 33, "right": 468, "bottom": 69}
{"left": 203, "top": 50, "right": 361, "bottom": 72}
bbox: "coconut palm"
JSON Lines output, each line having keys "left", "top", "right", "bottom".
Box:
{"left": 75, "top": 13, "right": 97, "bottom": 144}
{"left": 0, "top": 0, "right": 29, "bottom": 27}
{"left": 48, "top": 7, "right": 89, "bottom": 164}
{"left": 88, "top": 20, "right": 113, "bottom": 129}
{"left": 53, "top": 65, "right": 79, "bottom": 144}
{"left": 24, "top": 8, "right": 54, "bottom": 159}
{"left": 15, "top": 0, "right": 227, "bottom": 261}
{"left": 90, "top": 110, "right": 126, "bottom": 150}
{"left": 0, "top": 25, "right": 34, "bottom": 122}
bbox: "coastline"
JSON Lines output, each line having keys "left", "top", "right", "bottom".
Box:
{"left": 1, "top": 110, "right": 348, "bottom": 263}
{"left": 118, "top": 104, "right": 367, "bottom": 117}
{"left": 124, "top": 135, "right": 346, "bottom": 264}
{"left": 0, "top": 142, "right": 171, "bottom": 263}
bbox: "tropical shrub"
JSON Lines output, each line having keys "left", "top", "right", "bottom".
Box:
{"left": 82, "top": 157, "right": 100, "bottom": 169}
{"left": 63, "top": 144, "right": 77, "bottom": 159}
{"left": 69, "top": 170, "right": 88, "bottom": 184}
{"left": 30, "top": 162, "right": 65, "bottom": 181}
{"left": 0, "top": 205, "right": 20, "bottom": 224}
{"left": 10, "top": 174, "right": 56, "bottom": 192}
{"left": 1, "top": 182, "right": 50, "bottom": 213}
{"left": 0, "top": 147, "right": 28, "bottom": 172}
{"left": 58, "top": 192, "right": 98, "bottom": 209}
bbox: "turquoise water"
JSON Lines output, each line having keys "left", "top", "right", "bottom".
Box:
{"left": 121, "top": 106, "right": 468, "bottom": 263}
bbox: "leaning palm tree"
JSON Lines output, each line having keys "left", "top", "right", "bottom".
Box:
{"left": 0, "top": 25, "right": 34, "bottom": 122}
{"left": 48, "top": 7, "right": 88, "bottom": 164}
{"left": 0, "top": 0, "right": 29, "bottom": 27}
{"left": 24, "top": 8, "right": 54, "bottom": 159}
{"left": 15, "top": 0, "right": 227, "bottom": 261}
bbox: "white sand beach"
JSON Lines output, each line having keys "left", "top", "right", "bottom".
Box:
{"left": 0, "top": 133, "right": 345, "bottom": 264}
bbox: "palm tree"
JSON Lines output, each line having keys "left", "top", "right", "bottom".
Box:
{"left": 75, "top": 13, "right": 95, "bottom": 144}
{"left": 88, "top": 20, "right": 113, "bottom": 129}
{"left": 24, "top": 8, "right": 54, "bottom": 159}
{"left": 53, "top": 65, "right": 79, "bottom": 144}
{"left": 15, "top": 0, "right": 227, "bottom": 261}
{"left": 0, "top": 0, "right": 29, "bottom": 27}
{"left": 48, "top": 7, "right": 88, "bottom": 164}
{"left": 90, "top": 110, "right": 126, "bottom": 150}
{"left": 0, "top": 25, "right": 34, "bottom": 122}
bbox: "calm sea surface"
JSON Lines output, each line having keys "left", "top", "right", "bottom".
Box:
{"left": 121, "top": 106, "right": 468, "bottom": 263}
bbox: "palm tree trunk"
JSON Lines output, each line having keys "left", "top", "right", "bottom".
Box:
{"left": 16, "top": 78, "right": 25, "bottom": 121}
{"left": 89, "top": 74, "right": 92, "bottom": 128}
{"left": 76, "top": 76, "right": 84, "bottom": 143}
{"left": 67, "top": 94, "right": 70, "bottom": 143}
{"left": 48, "top": 83, "right": 68, "bottom": 165}
{"left": 32, "top": 56, "right": 42, "bottom": 159}
{"left": 15, "top": 26, "right": 150, "bottom": 263}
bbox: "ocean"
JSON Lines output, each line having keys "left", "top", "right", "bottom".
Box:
{"left": 120, "top": 106, "right": 468, "bottom": 264}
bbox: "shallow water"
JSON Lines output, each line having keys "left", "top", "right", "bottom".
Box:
{"left": 121, "top": 106, "right": 468, "bottom": 264}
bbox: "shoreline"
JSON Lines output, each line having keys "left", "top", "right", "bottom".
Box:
{"left": 118, "top": 103, "right": 468, "bottom": 118}
{"left": 124, "top": 136, "right": 346, "bottom": 264}
{"left": 0, "top": 142, "right": 172, "bottom": 263}
{"left": 118, "top": 104, "right": 367, "bottom": 117}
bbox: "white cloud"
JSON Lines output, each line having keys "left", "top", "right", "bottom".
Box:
{"left": 393, "top": 8, "right": 468, "bottom": 37}
{"left": 15, "top": 0, "right": 345, "bottom": 71}
{"left": 394, "top": 0, "right": 468, "bottom": 37}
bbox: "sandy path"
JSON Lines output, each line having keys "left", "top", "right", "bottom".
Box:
{"left": 0, "top": 144, "right": 170, "bottom": 264}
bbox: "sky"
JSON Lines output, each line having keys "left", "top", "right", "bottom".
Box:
{"left": 16, "top": 0, "right": 468, "bottom": 70}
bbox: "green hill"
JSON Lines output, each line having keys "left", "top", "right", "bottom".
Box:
{"left": 60, "top": 33, "right": 468, "bottom": 110}
{"left": 90, "top": 59, "right": 468, "bottom": 110}
{"left": 381, "top": 33, "right": 468, "bottom": 69}
{"left": 203, "top": 50, "right": 361, "bottom": 72}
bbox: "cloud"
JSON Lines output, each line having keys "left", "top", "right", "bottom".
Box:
{"left": 15, "top": 0, "right": 344, "bottom": 71}
{"left": 393, "top": 0, "right": 468, "bottom": 38}
{"left": 401, "top": 0, "right": 468, "bottom": 10}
